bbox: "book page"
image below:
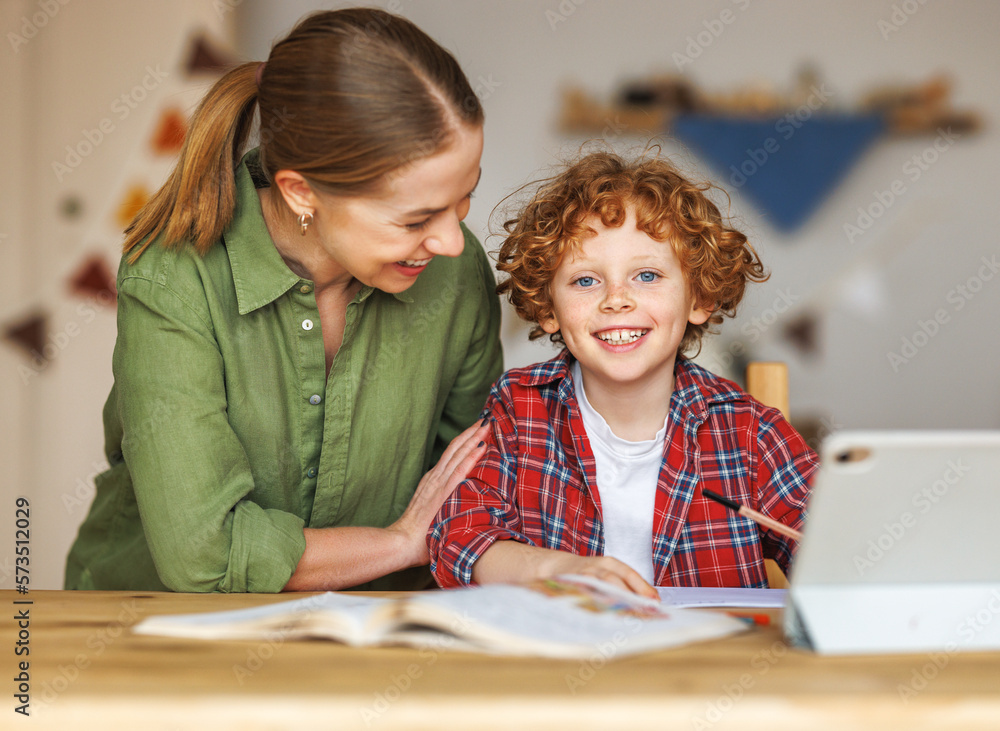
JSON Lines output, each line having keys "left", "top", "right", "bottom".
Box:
{"left": 133, "top": 591, "right": 390, "bottom": 642}
{"left": 397, "top": 575, "right": 746, "bottom": 658}
{"left": 133, "top": 578, "right": 748, "bottom": 658}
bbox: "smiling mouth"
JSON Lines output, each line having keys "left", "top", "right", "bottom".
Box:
{"left": 595, "top": 328, "right": 648, "bottom": 345}
{"left": 397, "top": 258, "right": 432, "bottom": 268}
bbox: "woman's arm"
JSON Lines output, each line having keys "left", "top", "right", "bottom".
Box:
{"left": 284, "top": 419, "right": 489, "bottom": 590}
{"left": 120, "top": 271, "right": 488, "bottom": 592}
{"left": 116, "top": 231, "right": 497, "bottom": 593}
{"left": 288, "top": 233, "right": 502, "bottom": 591}
{"left": 116, "top": 275, "right": 312, "bottom": 592}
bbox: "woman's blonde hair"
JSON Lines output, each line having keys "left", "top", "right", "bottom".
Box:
{"left": 125, "top": 8, "right": 483, "bottom": 261}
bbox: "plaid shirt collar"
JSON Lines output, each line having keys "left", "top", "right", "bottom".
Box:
{"left": 516, "top": 348, "right": 745, "bottom": 423}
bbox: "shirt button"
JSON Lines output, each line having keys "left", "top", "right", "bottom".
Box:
{"left": 307, "top": 467, "right": 318, "bottom": 478}
{"left": 309, "top": 394, "right": 322, "bottom": 405}
{"left": 302, "top": 319, "right": 313, "bottom": 330}
{"left": 299, "top": 284, "right": 312, "bottom": 294}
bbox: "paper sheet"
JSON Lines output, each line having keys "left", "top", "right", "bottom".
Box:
{"left": 657, "top": 586, "right": 786, "bottom": 608}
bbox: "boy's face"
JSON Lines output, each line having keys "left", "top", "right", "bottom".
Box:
{"left": 540, "top": 209, "right": 711, "bottom": 399}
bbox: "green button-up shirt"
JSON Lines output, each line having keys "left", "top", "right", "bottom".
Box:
{"left": 65, "top": 151, "right": 503, "bottom": 593}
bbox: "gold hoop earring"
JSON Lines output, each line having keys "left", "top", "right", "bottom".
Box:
{"left": 297, "top": 211, "right": 314, "bottom": 236}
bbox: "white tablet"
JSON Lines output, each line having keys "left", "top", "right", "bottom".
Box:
{"left": 785, "top": 430, "right": 1000, "bottom": 654}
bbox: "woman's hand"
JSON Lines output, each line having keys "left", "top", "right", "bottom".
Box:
{"left": 284, "top": 419, "right": 489, "bottom": 591}
{"left": 472, "top": 541, "right": 659, "bottom": 600}
{"left": 389, "top": 419, "right": 491, "bottom": 568}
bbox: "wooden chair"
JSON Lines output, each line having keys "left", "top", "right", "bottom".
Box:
{"left": 746, "top": 361, "right": 789, "bottom": 421}
{"left": 745, "top": 362, "right": 791, "bottom": 590}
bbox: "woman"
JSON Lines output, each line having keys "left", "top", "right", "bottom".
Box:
{"left": 64, "top": 8, "right": 502, "bottom": 593}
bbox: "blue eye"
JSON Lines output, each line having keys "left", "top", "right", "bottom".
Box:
{"left": 574, "top": 276, "right": 595, "bottom": 287}
{"left": 638, "top": 271, "right": 659, "bottom": 283}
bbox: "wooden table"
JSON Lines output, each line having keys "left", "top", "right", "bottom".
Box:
{"left": 4, "top": 589, "right": 1000, "bottom": 729}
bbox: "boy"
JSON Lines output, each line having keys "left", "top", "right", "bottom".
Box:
{"left": 429, "top": 151, "right": 818, "bottom": 596}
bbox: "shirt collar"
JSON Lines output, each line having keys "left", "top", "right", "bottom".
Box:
{"left": 517, "top": 348, "right": 573, "bottom": 384}
{"left": 671, "top": 358, "right": 746, "bottom": 421}
{"left": 517, "top": 348, "right": 746, "bottom": 419}
{"left": 223, "top": 149, "right": 408, "bottom": 315}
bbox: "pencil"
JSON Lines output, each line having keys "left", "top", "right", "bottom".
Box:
{"left": 726, "top": 612, "right": 772, "bottom": 626}
{"left": 702, "top": 489, "right": 804, "bottom": 542}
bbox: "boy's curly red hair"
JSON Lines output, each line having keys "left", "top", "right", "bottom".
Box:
{"left": 496, "top": 151, "right": 767, "bottom": 355}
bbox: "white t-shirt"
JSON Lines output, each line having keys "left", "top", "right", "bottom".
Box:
{"left": 572, "top": 361, "right": 666, "bottom": 584}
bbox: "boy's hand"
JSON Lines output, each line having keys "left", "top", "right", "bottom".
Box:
{"left": 537, "top": 552, "right": 659, "bottom": 599}
{"left": 473, "top": 541, "right": 658, "bottom": 600}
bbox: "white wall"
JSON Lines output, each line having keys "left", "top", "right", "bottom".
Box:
{"left": 3, "top": 0, "right": 998, "bottom": 588}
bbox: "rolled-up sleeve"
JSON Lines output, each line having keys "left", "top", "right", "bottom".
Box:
{"left": 116, "top": 276, "right": 305, "bottom": 592}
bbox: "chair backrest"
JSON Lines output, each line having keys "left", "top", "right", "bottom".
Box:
{"left": 746, "top": 361, "right": 789, "bottom": 420}
{"left": 745, "top": 361, "right": 791, "bottom": 590}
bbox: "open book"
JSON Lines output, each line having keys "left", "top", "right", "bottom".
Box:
{"left": 133, "top": 575, "right": 747, "bottom": 659}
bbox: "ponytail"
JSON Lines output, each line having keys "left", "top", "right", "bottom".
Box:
{"left": 123, "top": 62, "right": 259, "bottom": 262}
{"left": 124, "top": 9, "right": 485, "bottom": 263}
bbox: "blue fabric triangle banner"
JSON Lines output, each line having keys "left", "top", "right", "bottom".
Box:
{"left": 672, "top": 113, "right": 886, "bottom": 231}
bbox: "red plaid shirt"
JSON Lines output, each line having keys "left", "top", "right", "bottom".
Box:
{"left": 430, "top": 351, "right": 818, "bottom": 589}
